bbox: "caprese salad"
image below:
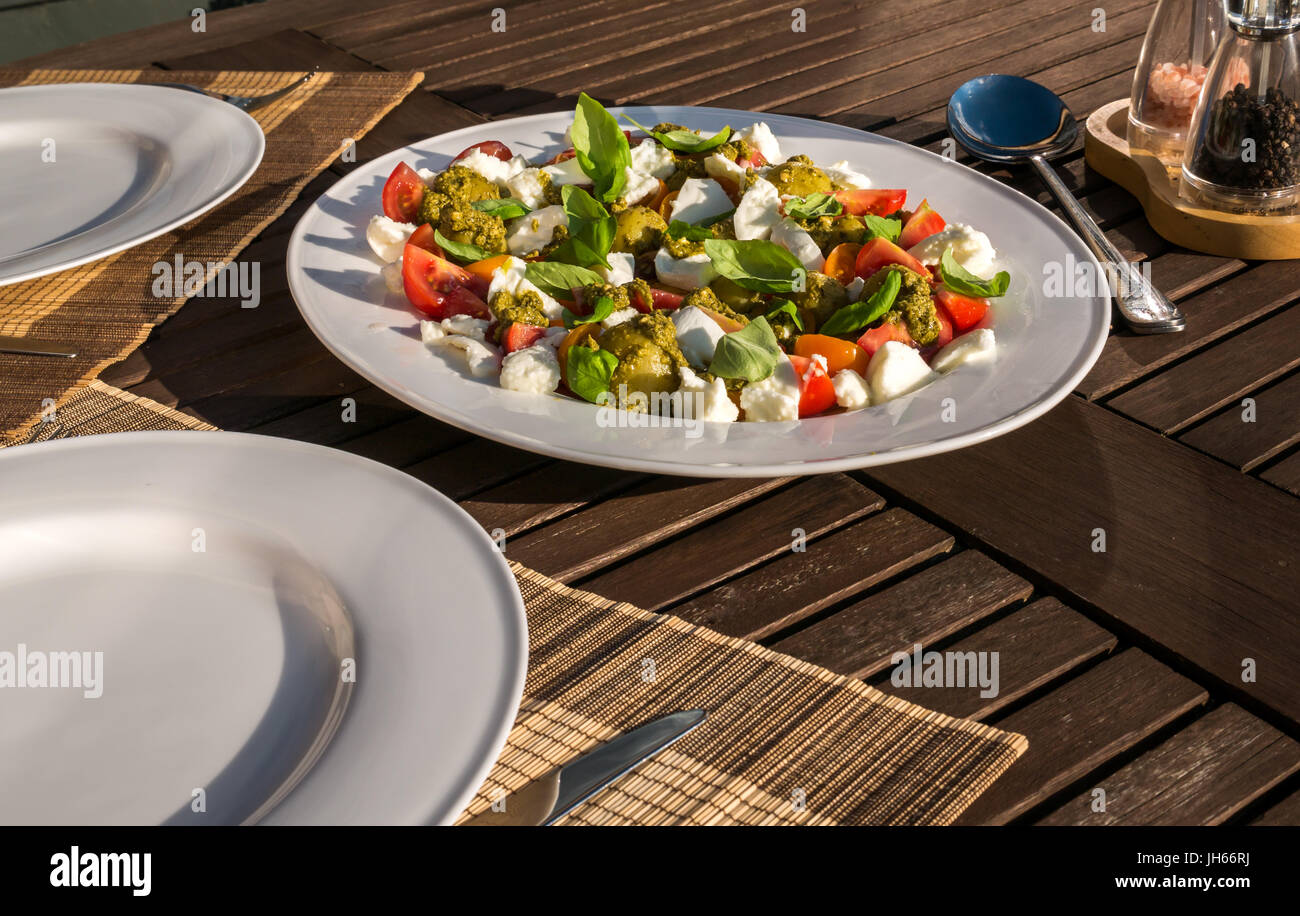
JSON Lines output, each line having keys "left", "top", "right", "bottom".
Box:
{"left": 366, "top": 93, "right": 1007, "bottom": 422}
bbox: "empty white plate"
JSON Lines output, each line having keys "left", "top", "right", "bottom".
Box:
{"left": 0, "top": 83, "right": 265, "bottom": 286}
{"left": 0, "top": 432, "right": 527, "bottom": 825}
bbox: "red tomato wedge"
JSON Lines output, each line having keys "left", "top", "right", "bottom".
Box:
{"left": 630, "top": 284, "right": 685, "bottom": 312}
{"left": 736, "top": 149, "right": 767, "bottom": 169}
{"left": 856, "top": 318, "right": 915, "bottom": 357}
{"left": 898, "top": 199, "right": 946, "bottom": 249}
{"left": 933, "top": 286, "right": 989, "bottom": 331}
{"left": 926, "top": 300, "right": 954, "bottom": 353}
{"left": 501, "top": 323, "right": 547, "bottom": 353}
{"left": 854, "top": 237, "right": 931, "bottom": 280}
{"left": 787, "top": 355, "right": 837, "bottom": 418}
{"left": 406, "top": 224, "right": 445, "bottom": 258}
{"left": 382, "top": 162, "right": 426, "bottom": 224}
{"left": 401, "top": 244, "right": 490, "bottom": 320}
{"left": 452, "top": 140, "right": 513, "bottom": 163}
{"left": 834, "top": 188, "right": 906, "bottom": 217}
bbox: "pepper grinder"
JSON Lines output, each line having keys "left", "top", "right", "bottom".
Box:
{"left": 1181, "top": 0, "right": 1300, "bottom": 211}
{"left": 1129, "top": 0, "right": 1226, "bottom": 167}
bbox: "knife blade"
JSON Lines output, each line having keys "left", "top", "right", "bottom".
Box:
{"left": 0, "top": 335, "right": 78, "bottom": 358}
{"left": 464, "top": 709, "right": 706, "bottom": 826}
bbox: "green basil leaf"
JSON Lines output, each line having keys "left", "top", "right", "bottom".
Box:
{"left": 700, "top": 208, "right": 736, "bottom": 228}
{"left": 703, "top": 238, "right": 806, "bottom": 293}
{"left": 667, "top": 220, "right": 711, "bottom": 241}
{"left": 566, "top": 346, "right": 619, "bottom": 403}
{"left": 550, "top": 185, "right": 616, "bottom": 268}
{"left": 562, "top": 294, "right": 617, "bottom": 329}
{"left": 783, "top": 193, "right": 842, "bottom": 221}
{"left": 524, "top": 261, "right": 603, "bottom": 299}
{"left": 572, "top": 92, "right": 630, "bottom": 203}
{"left": 765, "top": 298, "right": 803, "bottom": 332}
{"left": 708, "top": 316, "right": 782, "bottom": 383}
{"left": 818, "top": 270, "right": 902, "bottom": 336}
{"left": 860, "top": 214, "right": 903, "bottom": 243}
{"left": 472, "top": 197, "right": 531, "bottom": 221}
{"left": 433, "top": 229, "right": 491, "bottom": 264}
{"left": 623, "top": 114, "right": 732, "bottom": 154}
{"left": 938, "top": 247, "right": 1010, "bottom": 298}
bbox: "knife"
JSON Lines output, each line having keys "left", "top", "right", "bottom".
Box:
{"left": 464, "top": 709, "right": 706, "bottom": 826}
{"left": 0, "top": 335, "right": 78, "bottom": 358}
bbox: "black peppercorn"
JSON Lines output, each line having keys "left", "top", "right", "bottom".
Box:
{"left": 1189, "top": 83, "right": 1300, "bottom": 190}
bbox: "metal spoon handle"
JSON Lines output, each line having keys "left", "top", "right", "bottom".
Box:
{"left": 1029, "top": 155, "right": 1186, "bottom": 334}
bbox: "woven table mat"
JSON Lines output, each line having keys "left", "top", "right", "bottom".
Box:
{"left": 0, "top": 67, "right": 423, "bottom": 444}
{"left": 10, "top": 382, "right": 1029, "bottom": 825}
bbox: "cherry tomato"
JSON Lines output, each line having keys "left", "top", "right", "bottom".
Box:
{"left": 925, "top": 300, "right": 954, "bottom": 353}
{"left": 822, "top": 242, "right": 862, "bottom": 285}
{"left": 854, "top": 237, "right": 931, "bottom": 280}
{"left": 401, "top": 244, "right": 489, "bottom": 320}
{"left": 501, "top": 323, "right": 546, "bottom": 353}
{"left": 463, "top": 254, "right": 513, "bottom": 285}
{"left": 794, "top": 334, "right": 870, "bottom": 377}
{"left": 856, "top": 317, "right": 915, "bottom": 357}
{"left": 933, "top": 286, "right": 989, "bottom": 331}
{"left": 898, "top": 198, "right": 946, "bottom": 249}
{"left": 834, "top": 188, "right": 906, "bottom": 217}
{"left": 736, "top": 149, "right": 767, "bottom": 169}
{"left": 406, "top": 224, "right": 445, "bottom": 258}
{"left": 382, "top": 162, "right": 426, "bottom": 223}
{"left": 452, "top": 140, "right": 513, "bottom": 163}
{"left": 787, "top": 354, "right": 837, "bottom": 417}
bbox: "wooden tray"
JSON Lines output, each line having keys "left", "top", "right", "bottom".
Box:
{"left": 1084, "top": 98, "right": 1300, "bottom": 260}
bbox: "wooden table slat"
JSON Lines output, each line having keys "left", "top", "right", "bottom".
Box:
{"left": 1178, "top": 371, "right": 1300, "bottom": 471}
{"left": 1260, "top": 450, "right": 1300, "bottom": 498}
{"left": 954, "top": 648, "right": 1208, "bottom": 825}
{"left": 1108, "top": 305, "right": 1300, "bottom": 434}
{"left": 880, "top": 597, "right": 1119, "bottom": 720}
{"left": 577, "top": 475, "right": 881, "bottom": 610}
{"left": 1036, "top": 703, "right": 1300, "bottom": 825}
{"left": 671, "top": 508, "right": 955, "bottom": 641}
{"left": 769, "top": 550, "right": 1033, "bottom": 678}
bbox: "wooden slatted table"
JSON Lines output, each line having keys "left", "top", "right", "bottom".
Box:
{"left": 19, "top": 0, "right": 1300, "bottom": 825}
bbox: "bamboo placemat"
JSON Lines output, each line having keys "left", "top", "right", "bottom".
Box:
{"left": 9, "top": 381, "right": 1029, "bottom": 825}
{"left": 0, "top": 67, "right": 423, "bottom": 444}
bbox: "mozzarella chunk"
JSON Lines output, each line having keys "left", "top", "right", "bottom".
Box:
{"left": 846, "top": 276, "right": 865, "bottom": 301}
{"left": 601, "top": 307, "right": 638, "bottom": 329}
{"left": 677, "top": 366, "right": 740, "bottom": 423}
{"left": 704, "top": 153, "right": 747, "bottom": 187}
{"left": 417, "top": 167, "right": 437, "bottom": 186}
{"left": 907, "top": 223, "right": 998, "bottom": 278}
{"left": 366, "top": 215, "right": 416, "bottom": 262}
{"left": 671, "top": 306, "right": 726, "bottom": 368}
{"left": 822, "top": 159, "right": 872, "bottom": 190}
{"left": 630, "top": 140, "right": 676, "bottom": 179}
{"left": 622, "top": 167, "right": 660, "bottom": 206}
{"left": 733, "top": 176, "right": 782, "bottom": 241}
{"left": 736, "top": 121, "right": 782, "bottom": 164}
{"left": 381, "top": 261, "right": 405, "bottom": 294}
{"left": 505, "top": 205, "right": 569, "bottom": 257}
{"left": 653, "top": 247, "right": 717, "bottom": 289}
{"left": 500, "top": 344, "right": 561, "bottom": 394}
{"left": 426, "top": 333, "right": 501, "bottom": 377}
{"left": 669, "top": 178, "right": 733, "bottom": 225}
{"left": 770, "top": 218, "right": 824, "bottom": 271}
{"left": 440, "top": 315, "right": 489, "bottom": 341}
{"left": 540, "top": 326, "right": 570, "bottom": 349}
{"left": 739, "top": 358, "right": 801, "bottom": 421}
{"left": 487, "top": 256, "right": 565, "bottom": 320}
{"left": 832, "top": 368, "right": 871, "bottom": 409}
{"left": 456, "top": 150, "right": 527, "bottom": 187}
{"left": 867, "top": 341, "right": 937, "bottom": 403}
{"left": 930, "top": 328, "right": 997, "bottom": 373}
{"left": 419, "top": 320, "right": 446, "bottom": 345}
{"left": 596, "top": 251, "right": 636, "bottom": 286}
{"left": 541, "top": 157, "right": 590, "bottom": 186}
{"left": 504, "top": 167, "right": 549, "bottom": 209}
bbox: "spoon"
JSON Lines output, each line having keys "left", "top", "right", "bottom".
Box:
{"left": 947, "top": 74, "right": 1185, "bottom": 334}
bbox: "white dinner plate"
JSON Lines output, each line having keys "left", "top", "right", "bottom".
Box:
{"left": 286, "top": 106, "right": 1110, "bottom": 477}
{"left": 0, "top": 83, "right": 265, "bottom": 286}
{"left": 0, "top": 432, "right": 526, "bottom": 825}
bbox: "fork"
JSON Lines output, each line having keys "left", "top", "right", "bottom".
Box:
{"left": 149, "top": 67, "right": 319, "bottom": 112}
